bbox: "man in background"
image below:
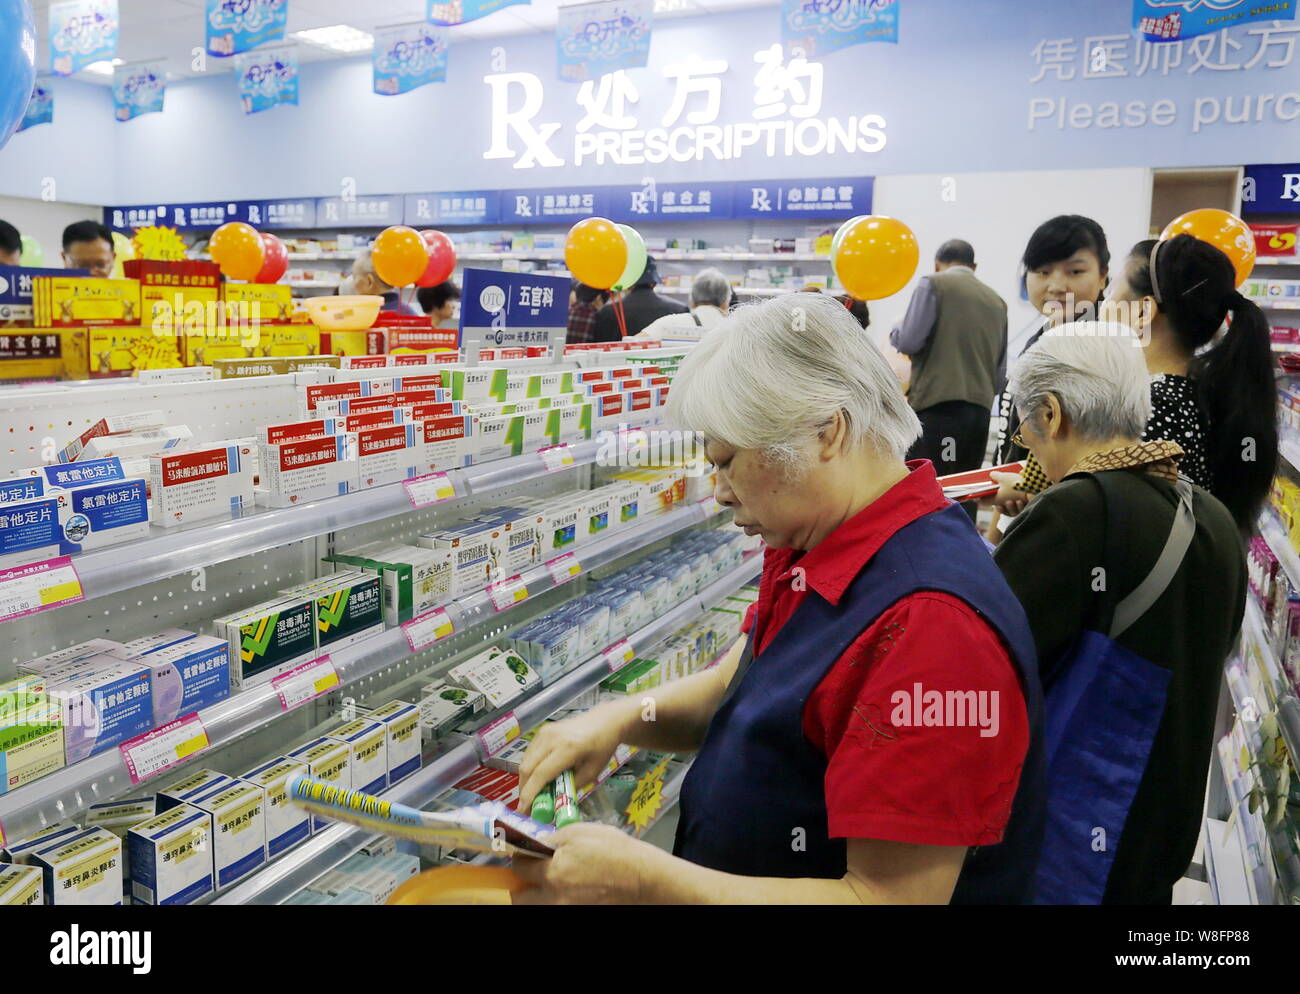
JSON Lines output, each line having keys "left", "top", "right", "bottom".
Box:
{"left": 890, "top": 239, "right": 1007, "bottom": 490}
{"left": 62, "top": 220, "right": 115, "bottom": 277}
{"left": 567, "top": 281, "right": 609, "bottom": 344}
{"left": 0, "top": 220, "right": 21, "bottom": 265}
{"left": 591, "top": 257, "right": 686, "bottom": 341}
{"left": 417, "top": 281, "right": 460, "bottom": 329}
{"left": 636, "top": 267, "right": 731, "bottom": 340}
{"left": 351, "top": 250, "right": 421, "bottom": 314}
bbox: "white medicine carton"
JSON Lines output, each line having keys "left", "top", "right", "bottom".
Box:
{"left": 365, "top": 701, "right": 421, "bottom": 786}
{"left": 238, "top": 758, "right": 311, "bottom": 858}
{"left": 188, "top": 779, "right": 266, "bottom": 890}
{"left": 327, "top": 719, "right": 388, "bottom": 795}
{"left": 127, "top": 804, "right": 214, "bottom": 905}
{"left": 31, "top": 827, "right": 123, "bottom": 906}
{"left": 150, "top": 440, "right": 256, "bottom": 528}
{"left": 0, "top": 863, "right": 43, "bottom": 906}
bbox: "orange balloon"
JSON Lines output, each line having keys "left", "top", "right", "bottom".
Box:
{"left": 564, "top": 217, "right": 627, "bottom": 290}
{"left": 1160, "top": 208, "right": 1256, "bottom": 288}
{"left": 373, "top": 225, "right": 430, "bottom": 288}
{"left": 387, "top": 865, "right": 532, "bottom": 905}
{"left": 832, "top": 216, "right": 919, "bottom": 301}
{"left": 209, "top": 222, "right": 265, "bottom": 282}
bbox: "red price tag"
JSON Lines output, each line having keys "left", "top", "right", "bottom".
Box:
{"left": 602, "top": 639, "right": 635, "bottom": 673}
{"left": 404, "top": 471, "right": 457, "bottom": 509}
{"left": 477, "top": 712, "right": 521, "bottom": 758}
{"left": 402, "top": 607, "right": 455, "bottom": 652}
{"left": 0, "top": 556, "right": 84, "bottom": 625}
{"left": 545, "top": 553, "right": 581, "bottom": 586}
{"left": 271, "top": 655, "right": 339, "bottom": 711}
{"left": 487, "top": 575, "right": 529, "bottom": 611}
{"left": 538, "top": 444, "right": 575, "bottom": 473}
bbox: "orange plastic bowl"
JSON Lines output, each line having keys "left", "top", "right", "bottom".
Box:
{"left": 386, "top": 865, "right": 532, "bottom": 905}
{"left": 303, "top": 294, "right": 383, "bottom": 332}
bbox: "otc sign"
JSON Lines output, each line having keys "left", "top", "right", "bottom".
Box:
{"left": 482, "top": 44, "right": 887, "bottom": 170}
{"left": 460, "top": 269, "right": 569, "bottom": 355}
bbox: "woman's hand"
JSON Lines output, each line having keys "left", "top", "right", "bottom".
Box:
{"left": 989, "top": 471, "right": 1031, "bottom": 517}
{"left": 517, "top": 710, "right": 624, "bottom": 814}
{"left": 511, "top": 823, "right": 664, "bottom": 904}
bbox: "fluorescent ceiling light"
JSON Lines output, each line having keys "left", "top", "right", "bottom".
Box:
{"left": 83, "top": 58, "right": 124, "bottom": 75}
{"left": 292, "top": 24, "right": 375, "bottom": 53}
{"left": 654, "top": 0, "right": 694, "bottom": 11}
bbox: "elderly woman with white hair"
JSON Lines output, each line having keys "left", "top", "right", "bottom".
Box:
{"left": 635, "top": 267, "right": 732, "bottom": 341}
{"left": 514, "top": 294, "right": 1044, "bottom": 904}
{"left": 992, "top": 323, "right": 1245, "bottom": 905}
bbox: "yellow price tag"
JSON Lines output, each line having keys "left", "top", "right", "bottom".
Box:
{"left": 313, "top": 672, "right": 340, "bottom": 695}
{"left": 175, "top": 731, "right": 209, "bottom": 761}
{"left": 624, "top": 754, "right": 674, "bottom": 836}
{"left": 40, "top": 580, "right": 83, "bottom": 605}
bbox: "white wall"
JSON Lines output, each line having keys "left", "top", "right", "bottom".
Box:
{"left": 0, "top": 195, "right": 104, "bottom": 268}
{"left": 0, "top": 79, "right": 117, "bottom": 206}
{"left": 870, "top": 168, "right": 1153, "bottom": 357}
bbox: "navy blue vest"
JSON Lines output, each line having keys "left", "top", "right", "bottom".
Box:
{"left": 673, "top": 503, "right": 1045, "bottom": 904}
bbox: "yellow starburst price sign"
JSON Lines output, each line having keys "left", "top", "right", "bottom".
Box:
{"left": 624, "top": 754, "right": 674, "bottom": 836}
{"left": 132, "top": 225, "right": 190, "bottom": 262}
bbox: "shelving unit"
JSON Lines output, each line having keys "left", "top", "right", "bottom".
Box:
{"left": 214, "top": 557, "right": 757, "bottom": 905}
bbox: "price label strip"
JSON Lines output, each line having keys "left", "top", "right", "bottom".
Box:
{"left": 537, "top": 444, "right": 575, "bottom": 473}
{"left": 271, "top": 655, "right": 340, "bottom": 712}
{"left": 487, "top": 574, "right": 529, "bottom": 612}
{"left": 119, "top": 714, "right": 210, "bottom": 785}
{"left": 404, "top": 471, "right": 458, "bottom": 509}
{"left": 477, "top": 711, "right": 522, "bottom": 759}
{"left": 602, "top": 639, "right": 635, "bottom": 673}
{"left": 402, "top": 606, "right": 455, "bottom": 653}
{"left": 0, "top": 556, "right": 85, "bottom": 625}
{"left": 698, "top": 495, "right": 725, "bottom": 517}
{"left": 544, "top": 553, "right": 581, "bottom": 587}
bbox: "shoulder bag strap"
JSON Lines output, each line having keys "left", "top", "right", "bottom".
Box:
{"left": 1094, "top": 472, "right": 1196, "bottom": 641}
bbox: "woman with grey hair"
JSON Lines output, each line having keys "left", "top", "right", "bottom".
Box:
{"left": 514, "top": 293, "right": 1044, "bottom": 904}
{"left": 635, "top": 267, "right": 732, "bottom": 340}
{"left": 992, "top": 323, "right": 1245, "bottom": 904}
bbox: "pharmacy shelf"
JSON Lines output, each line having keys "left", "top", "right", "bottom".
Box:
{"left": 0, "top": 496, "right": 734, "bottom": 843}
{"left": 213, "top": 554, "right": 759, "bottom": 905}
{"left": 1239, "top": 597, "right": 1300, "bottom": 775}
{"left": 1258, "top": 301, "right": 1300, "bottom": 311}
{"left": 1255, "top": 259, "right": 1300, "bottom": 266}
{"left": 25, "top": 419, "right": 663, "bottom": 616}
{"left": 285, "top": 280, "right": 342, "bottom": 289}
{"left": 1258, "top": 513, "right": 1300, "bottom": 596}
{"left": 1279, "top": 437, "right": 1300, "bottom": 474}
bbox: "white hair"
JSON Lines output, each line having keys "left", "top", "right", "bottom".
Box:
{"left": 690, "top": 268, "right": 731, "bottom": 309}
{"left": 1008, "top": 321, "right": 1151, "bottom": 442}
{"left": 665, "top": 293, "right": 921, "bottom": 470}
{"left": 352, "top": 249, "right": 391, "bottom": 290}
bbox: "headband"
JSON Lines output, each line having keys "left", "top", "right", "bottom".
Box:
{"left": 1148, "top": 239, "right": 1164, "bottom": 305}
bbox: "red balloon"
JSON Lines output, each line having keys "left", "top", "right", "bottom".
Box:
{"left": 254, "top": 232, "right": 289, "bottom": 284}
{"left": 416, "top": 230, "right": 457, "bottom": 287}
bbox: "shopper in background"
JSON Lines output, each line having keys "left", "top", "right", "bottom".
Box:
{"left": 989, "top": 215, "right": 1112, "bottom": 522}
{"left": 993, "top": 325, "right": 1245, "bottom": 904}
{"left": 591, "top": 257, "right": 686, "bottom": 341}
{"left": 837, "top": 294, "right": 870, "bottom": 329}
{"left": 416, "top": 280, "right": 460, "bottom": 330}
{"left": 61, "top": 220, "right": 115, "bottom": 278}
{"left": 1099, "top": 235, "right": 1278, "bottom": 531}
{"left": 513, "top": 294, "right": 1043, "bottom": 905}
{"left": 635, "top": 267, "right": 731, "bottom": 340}
{"left": 566, "top": 281, "right": 609, "bottom": 344}
{"left": 0, "top": 220, "right": 21, "bottom": 265}
{"left": 351, "top": 249, "right": 421, "bottom": 314}
{"left": 890, "top": 239, "right": 1008, "bottom": 485}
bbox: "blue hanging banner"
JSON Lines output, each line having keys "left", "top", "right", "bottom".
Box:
{"left": 555, "top": 0, "right": 653, "bottom": 83}
{"left": 316, "top": 196, "right": 404, "bottom": 228}
{"left": 373, "top": 22, "right": 450, "bottom": 95}
{"left": 781, "top": 0, "right": 898, "bottom": 58}
{"left": 1133, "top": 0, "right": 1296, "bottom": 43}
{"left": 426, "top": 0, "right": 529, "bottom": 27}
{"left": 48, "top": 0, "right": 119, "bottom": 77}
{"left": 112, "top": 61, "right": 165, "bottom": 122}
{"left": 17, "top": 82, "right": 54, "bottom": 132}
{"left": 234, "top": 44, "right": 299, "bottom": 114}
{"left": 251, "top": 198, "right": 317, "bottom": 228}
{"left": 206, "top": 0, "right": 289, "bottom": 57}
{"left": 502, "top": 187, "right": 609, "bottom": 223}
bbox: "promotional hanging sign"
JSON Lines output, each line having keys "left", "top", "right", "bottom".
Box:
{"left": 460, "top": 269, "right": 569, "bottom": 356}
{"left": 781, "top": 0, "right": 899, "bottom": 58}
{"left": 373, "top": 21, "right": 450, "bottom": 95}
{"left": 556, "top": 0, "right": 654, "bottom": 83}
{"left": 426, "top": 0, "right": 529, "bottom": 27}
{"left": 48, "top": 0, "right": 119, "bottom": 77}
{"left": 17, "top": 82, "right": 53, "bottom": 132}
{"left": 112, "top": 61, "right": 165, "bottom": 122}
{"left": 1133, "top": 0, "right": 1296, "bottom": 43}
{"left": 206, "top": 0, "right": 290, "bottom": 57}
{"left": 234, "top": 44, "right": 299, "bottom": 114}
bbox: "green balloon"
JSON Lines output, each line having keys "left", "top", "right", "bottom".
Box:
{"left": 612, "top": 224, "right": 647, "bottom": 291}
{"left": 830, "top": 215, "right": 868, "bottom": 257}
{"left": 19, "top": 234, "right": 42, "bottom": 267}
